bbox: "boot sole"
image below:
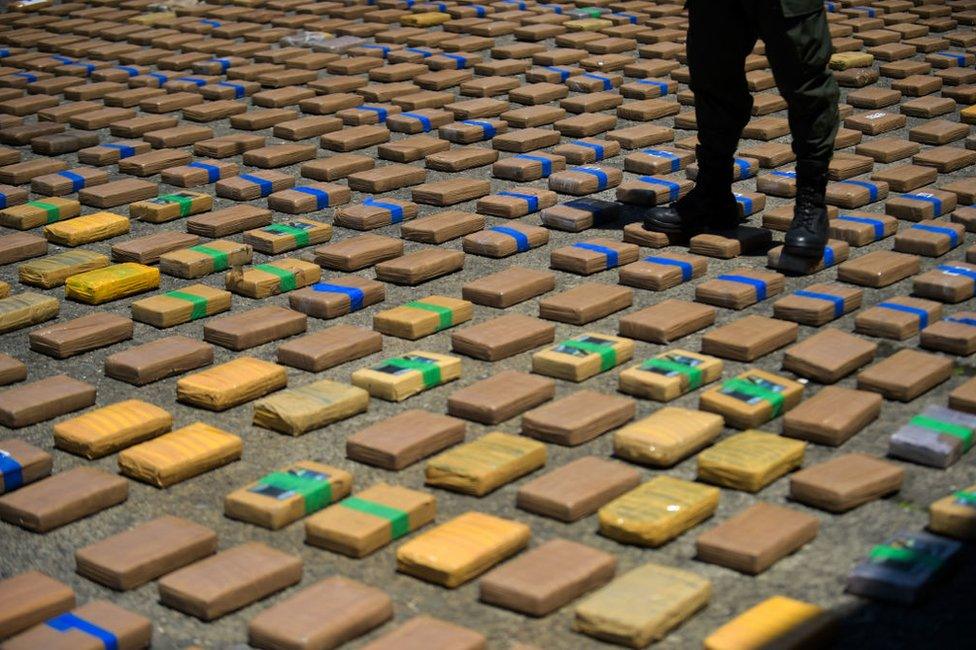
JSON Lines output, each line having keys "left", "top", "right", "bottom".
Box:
{"left": 782, "top": 243, "right": 826, "bottom": 260}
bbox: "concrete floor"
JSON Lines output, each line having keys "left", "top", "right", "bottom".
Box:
{"left": 1, "top": 10, "right": 976, "bottom": 650}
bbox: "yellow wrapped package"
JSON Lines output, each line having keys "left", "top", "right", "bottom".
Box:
{"left": 575, "top": 563, "right": 711, "bottom": 648}
{"left": 565, "top": 17, "right": 613, "bottom": 31}
{"left": 44, "top": 211, "right": 130, "bottom": 246}
{"left": 618, "top": 349, "right": 723, "bottom": 401}
{"left": 0, "top": 281, "right": 7, "bottom": 298}
{"left": 704, "top": 595, "right": 836, "bottom": 650}
{"left": 929, "top": 484, "right": 976, "bottom": 540}
{"left": 829, "top": 52, "right": 874, "bottom": 70}
{"left": 129, "top": 11, "right": 177, "bottom": 25}
{"left": 53, "top": 399, "right": 172, "bottom": 459}
{"left": 396, "top": 511, "right": 530, "bottom": 588}
{"left": 351, "top": 351, "right": 461, "bottom": 402}
{"left": 699, "top": 369, "right": 804, "bottom": 429}
{"left": 613, "top": 407, "right": 724, "bottom": 468}
{"left": 697, "top": 430, "right": 806, "bottom": 493}
{"left": 65, "top": 263, "right": 160, "bottom": 305}
{"left": 425, "top": 432, "right": 547, "bottom": 496}
{"left": 118, "top": 422, "right": 242, "bottom": 488}
{"left": 225, "top": 258, "right": 320, "bottom": 298}
{"left": 177, "top": 357, "right": 287, "bottom": 411}
{"left": 962, "top": 105, "right": 976, "bottom": 126}
{"left": 0, "top": 292, "right": 59, "bottom": 333}
{"left": 252, "top": 379, "right": 369, "bottom": 436}
{"left": 19, "top": 250, "right": 110, "bottom": 288}
{"left": 598, "top": 475, "right": 719, "bottom": 547}
{"left": 532, "top": 332, "right": 634, "bottom": 382}
{"left": 400, "top": 11, "right": 451, "bottom": 26}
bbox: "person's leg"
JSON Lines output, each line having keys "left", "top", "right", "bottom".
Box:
{"left": 758, "top": 3, "right": 839, "bottom": 257}
{"left": 645, "top": 0, "right": 757, "bottom": 234}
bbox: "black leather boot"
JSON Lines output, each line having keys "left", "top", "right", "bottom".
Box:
{"left": 643, "top": 146, "right": 740, "bottom": 235}
{"left": 784, "top": 161, "right": 830, "bottom": 259}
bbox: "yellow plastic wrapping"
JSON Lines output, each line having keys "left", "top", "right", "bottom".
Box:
{"left": 598, "top": 475, "right": 719, "bottom": 547}
{"left": 53, "top": 399, "right": 172, "bottom": 459}
{"left": 177, "top": 357, "right": 287, "bottom": 411}
{"left": 118, "top": 422, "right": 242, "bottom": 488}
{"left": 65, "top": 263, "right": 159, "bottom": 305}
{"left": 613, "top": 407, "right": 723, "bottom": 467}
{"left": 697, "top": 430, "right": 806, "bottom": 492}
{"left": 44, "top": 211, "right": 129, "bottom": 246}
{"left": 425, "top": 432, "right": 546, "bottom": 496}
{"left": 704, "top": 595, "right": 834, "bottom": 650}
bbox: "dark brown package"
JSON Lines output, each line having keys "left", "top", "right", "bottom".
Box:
{"left": 277, "top": 325, "right": 383, "bottom": 373}
{"left": 111, "top": 231, "right": 199, "bottom": 264}
{"left": 0, "top": 374, "right": 96, "bottom": 428}
{"left": 618, "top": 299, "right": 716, "bottom": 344}
{"left": 187, "top": 205, "right": 271, "bottom": 238}
{"left": 782, "top": 328, "right": 877, "bottom": 384}
{"left": 783, "top": 386, "right": 883, "bottom": 446}
{"left": 0, "top": 354, "right": 26, "bottom": 386}
{"left": 104, "top": 336, "right": 214, "bottom": 386}
{"left": 78, "top": 179, "right": 157, "bottom": 208}
{"left": 0, "top": 571, "right": 74, "bottom": 641}
{"left": 346, "top": 409, "right": 466, "bottom": 471}
{"left": 451, "top": 314, "right": 555, "bottom": 361}
{"left": 701, "top": 315, "right": 798, "bottom": 362}
{"left": 288, "top": 277, "right": 385, "bottom": 319}
{"left": 29, "top": 312, "right": 133, "bottom": 359}
{"left": 374, "top": 248, "right": 464, "bottom": 285}
{"left": 538, "top": 282, "right": 633, "bottom": 325}
{"left": 360, "top": 615, "right": 486, "bottom": 650}
{"left": 203, "top": 306, "right": 306, "bottom": 351}
{"left": 314, "top": 235, "right": 403, "bottom": 271}
{"left": 480, "top": 539, "right": 616, "bottom": 617}
{"left": 516, "top": 456, "right": 641, "bottom": 522}
{"left": 522, "top": 390, "right": 635, "bottom": 447}
{"left": 0, "top": 467, "right": 127, "bottom": 533}
{"left": 789, "top": 453, "right": 904, "bottom": 512}
{"left": 75, "top": 515, "right": 217, "bottom": 590}
{"left": 447, "top": 370, "right": 554, "bottom": 425}
{"left": 402, "top": 211, "right": 485, "bottom": 244}
{"left": 857, "top": 349, "right": 953, "bottom": 402}
{"left": 0, "top": 439, "right": 52, "bottom": 494}
{"left": 248, "top": 577, "right": 392, "bottom": 650}
{"left": 158, "top": 542, "right": 302, "bottom": 621}
{"left": 461, "top": 267, "right": 555, "bottom": 308}
{"left": 696, "top": 503, "right": 818, "bottom": 574}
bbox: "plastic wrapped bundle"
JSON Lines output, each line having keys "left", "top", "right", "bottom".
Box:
{"left": 847, "top": 530, "right": 961, "bottom": 604}
{"left": 889, "top": 405, "right": 976, "bottom": 468}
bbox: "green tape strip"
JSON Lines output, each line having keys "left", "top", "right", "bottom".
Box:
{"left": 259, "top": 471, "right": 332, "bottom": 514}
{"left": 404, "top": 300, "right": 453, "bottom": 330}
{"left": 559, "top": 339, "right": 616, "bottom": 371}
{"left": 954, "top": 490, "right": 976, "bottom": 506}
{"left": 189, "top": 244, "right": 229, "bottom": 271}
{"left": 721, "top": 378, "right": 785, "bottom": 417}
{"left": 642, "top": 358, "right": 703, "bottom": 389}
{"left": 340, "top": 496, "right": 410, "bottom": 540}
{"left": 384, "top": 356, "right": 441, "bottom": 388}
{"left": 254, "top": 263, "right": 297, "bottom": 292}
{"left": 869, "top": 544, "right": 943, "bottom": 570}
{"left": 910, "top": 415, "right": 973, "bottom": 451}
{"left": 165, "top": 290, "right": 208, "bottom": 320}
{"left": 158, "top": 193, "right": 192, "bottom": 217}
{"left": 264, "top": 223, "right": 310, "bottom": 247}
{"left": 28, "top": 200, "right": 60, "bottom": 223}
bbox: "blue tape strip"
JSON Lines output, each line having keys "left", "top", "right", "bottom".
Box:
{"left": 642, "top": 149, "right": 680, "bottom": 172}
{"left": 294, "top": 186, "right": 330, "bottom": 209}
{"left": 211, "top": 58, "right": 230, "bottom": 72}
{"left": 116, "top": 66, "right": 139, "bottom": 76}
{"left": 15, "top": 72, "right": 37, "bottom": 82}
{"left": 947, "top": 316, "right": 976, "bottom": 327}
{"left": 571, "top": 140, "right": 604, "bottom": 161}
{"left": 771, "top": 170, "right": 797, "bottom": 178}
{"left": 462, "top": 119, "right": 495, "bottom": 139}
{"left": 102, "top": 143, "right": 136, "bottom": 158}
{"left": 823, "top": 244, "right": 835, "bottom": 267}
{"left": 70, "top": 63, "right": 95, "bottom": 75}
{"left": 515, "top": 154, "right": 553, "bottom": 177}
{"left": 474, "top": 5, "right": 486, "bottom": 17}
{"left": 358, "top": 105, "right": 388, "bottom": 122}
{"left": 490, "top": 226, "right": 530, "bottom": 252}
{"left": 938, "top": 265, "right": 976, "bottom": 281}
{"left": 573, "top": 242, "right": 619, "bottom": 268}
{"left": 717, "top": 274, "right": 768, "bottom": 301}
{"left": 363, "top": 196, "right": 404, "bottom": 223}
{"left": 177, "top": 77, "right": 206, "bottom": 86}
{"left": 644, "top": 256, "right": 692, "bottom": 281}
{"left": 406, "top": 47, "right": 433, "bottom": 58}
{"left": 401, "top": 112, "right": 432, "bottom": 132}
{"left": 841, "top": 179, "right": 879, "bottom": 202}
{"left": 904, "top": 193, "right": 943, "bottom": 215}
{"left": 497, "top": 190, "right": 539, "bottom": 212}
{"left": 795, "top": 290, "right": 844, "bottom": 318}
{"left": 442, "top": 53, "right": 467, "bottom": 69}
{"left": 187, "top": 161, "right": 220, "bottom": 183}
{"left": 312, "top": 283, "right": 364, "bottom": 310}
{"left": 636, "top": 79, "right": 669, "bottom": 95}
{"left": 0, "top": 49, "right": 8, "bottom": 58}
{"left": 361, "top": 44, "right": 391, "bottom": 57}
{"left": 239, "top": 173, "right": 273, "bottom": 196}
{"left": 877, "top": 301, "right": 929, "bottom": 329}
{"left": 218, "top": 81, "right": 245, "bottom": 98}
{"left": 911, "top": 223, "right": 959, "bottom": 247}
{"left": 826, "top": 1, "right": 837, "bottom": 10}
{"left": 573, "top": 166, "right": 608, "bottom": 190}
{"left": 854, "top": 6, "right": 876, "bottom": 17}
{"left": 733, "top": 157, "right": 752, "bottom": 178}
{"left": 938, "top": 51, "right": 967, "bottom": 65}
{"left": 46, "top": 613, "right": 118, "bottom": 650}
{"left": 0, "top": 450, "right": 23, "bottom": 491}
{"left": 837, "top": 214, "right": 884, "bottom": 240}
{"left": 582, "top": 73, "right": 612, "bottom": 90}
{"left": 200, "top": 19, "right": 221, "bottom": 27}
{"left": 52, "top": 55, "right": 74, "bottom": 64}
{"left": 58, "top": 170, "right": 85, "bottom": 192}
{"left": 148, "top": 72, "right": 168, "bottom": 83}
{"left": 613, "top": 12, "right": 638, "bottom": 23}
{"left": 544, "top": 66, "right": 570, "bottom": 82}
{"left": 0, "top": 192, "right": 6, "bottom": 209}
{"left": 639, "top": 176, "right": 680, "bottom": 202}
{"left": 734, "top": 193, "right": 753, "bottom": 214}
